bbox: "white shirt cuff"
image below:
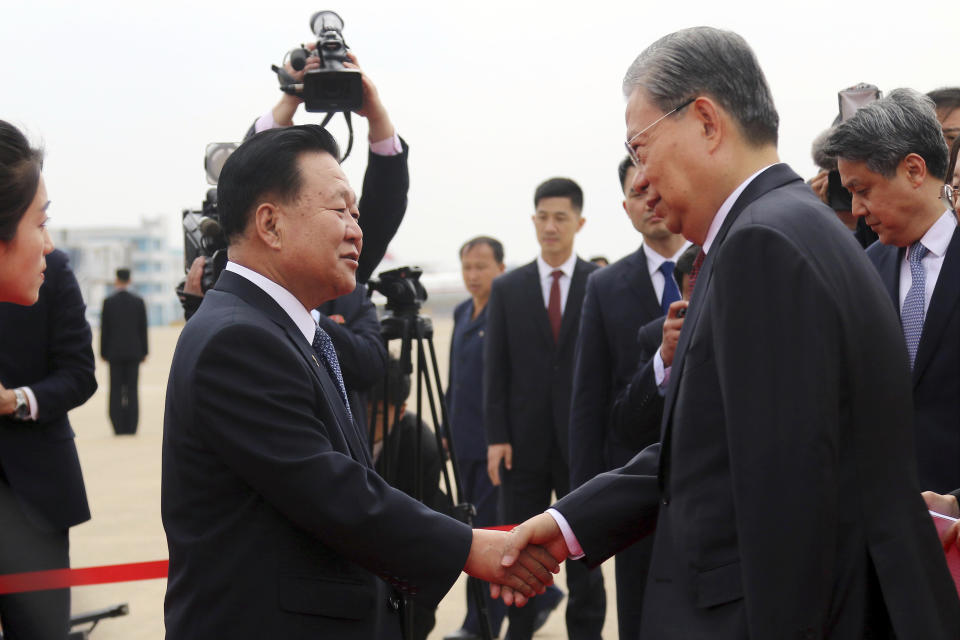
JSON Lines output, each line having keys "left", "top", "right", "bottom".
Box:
{"left": 546, "top": 508, "right": 584, "bottom": 560}
{"left": 254, "top": 110, "right": 276, "bottom": 134}
{"left": 369, "top": 133, "right": 402, "bottom": 156}
{"left": 653, "top": 350, "right": 670, "bottom": 394}
{"left": 21, "top": 386, "right": 38, "bottom": 421}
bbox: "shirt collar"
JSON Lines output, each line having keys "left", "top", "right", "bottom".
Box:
{"left": 702, "top": 164, "right": 775, "bottom": 255}
{"left": 225, "top": 261, "right": 317, "bottom": 344}
{"left": 537, "top": 252, "right": 578, "bottom": 281}
{"left": 916, "top": 209, "right": 958, "bottom": 259}
{"left": 642, "top": 240, "right": 693, "bottom": 276}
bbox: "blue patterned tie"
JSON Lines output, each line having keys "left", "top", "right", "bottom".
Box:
{"left": 312, "top": 325, "right": 354, "bottom": 424}
{"left": 901, "top": 241, "right": 929, "bottom": 368}
{"left": 659, "top": 260, "right": 682, "bottom": 314}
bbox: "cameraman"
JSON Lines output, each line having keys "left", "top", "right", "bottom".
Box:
{"left": 246, "top": 47, "right": 407, "bottom": 285}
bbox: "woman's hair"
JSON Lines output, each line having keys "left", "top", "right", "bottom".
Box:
{"left": 0, "top": 120, "right": 44, "bottom": 243}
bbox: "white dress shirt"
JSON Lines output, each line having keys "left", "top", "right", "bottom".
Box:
{"left": 898, "top": 210, "right": 957, "bottom": 315}
{"left": 225, "top": 262, "right": 316, "bottom": 345}
{"left": 536, "top": 253, "right": 578, "bottom": 313}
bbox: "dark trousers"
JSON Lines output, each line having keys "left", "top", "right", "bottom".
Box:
{"left": 108, "top": 360, "right": 139, "bottom": 435}
{"left": 500, "top": 449, "right": 606, "bottom": 640}
{"left": 614, "top": 536, "right": 654, "bottom": 640}
{"left": 0, "top": 479, "right": 70, "bottom": 640}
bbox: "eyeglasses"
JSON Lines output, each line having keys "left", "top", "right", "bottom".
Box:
{"left": 624, "top": 97, "right": 695, "bottom": 168}
{"left": 941, "top": 183, "right": 957, "bottom": 213}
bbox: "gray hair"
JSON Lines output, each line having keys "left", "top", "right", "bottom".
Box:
{"left": 622, "top": 27, "right": 779, "bottom": 147}
{"left": 822, "top": 88, "right": 948, "bottom": 181}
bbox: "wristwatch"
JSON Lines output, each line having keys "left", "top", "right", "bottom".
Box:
{"left": 12, "top": 388, "right": 30, "bottom": 420}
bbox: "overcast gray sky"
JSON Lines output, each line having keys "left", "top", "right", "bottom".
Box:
{"left": 1, "top": 0, "right": 954, "bottom": 272}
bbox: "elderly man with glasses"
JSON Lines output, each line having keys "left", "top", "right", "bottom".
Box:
{"left": 493, "top": 26, "right": 960, "bottom": 639}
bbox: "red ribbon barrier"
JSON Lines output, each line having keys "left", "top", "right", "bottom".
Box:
{"left": 0, "top": 560, "right": 168, "bottom": 594}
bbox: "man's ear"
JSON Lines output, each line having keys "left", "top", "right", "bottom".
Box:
{"left": 254, "top": 202, "right": 283, "bottom": 249}
{"left": 575, "top": 214, "right": 586, "bottom": 232}
{"left": 691, "top": 96, "right": 723, "bottom": 151}
{"left": 902, "top": 153, "right": 928, "bottom": 187}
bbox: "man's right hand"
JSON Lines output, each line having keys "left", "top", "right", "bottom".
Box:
{"left": 492, "top": 512, "right": 571, "bottom": 605}
{"left": 487, "top": 443, "right": 512, "bottom": 486}
{"left": 659, "top": 300, "right": 688, "bottom": 367}
{"left": 183, "top": 256, "right": 206, "bottom": 297}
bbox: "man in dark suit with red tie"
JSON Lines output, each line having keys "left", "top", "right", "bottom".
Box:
{"left": 497, "top": 27, "right": 960, "bottom": 639}
{"left": 162, "top": 124, "right": 557, "bottom": 640}
{"left": 823, "top": 89, "right": 960, "bottom": 494}
{"left": 484, "top": 178, "right": 603, "bottom": 639}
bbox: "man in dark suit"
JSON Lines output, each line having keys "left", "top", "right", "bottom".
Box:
{"left": 823, "top": 89, "right": 960, "bottom": 494}
{"left": 496, "top": 27, "right": 960, "bottom": 638}
{"left": 0, "top": 248, "right": 96, "bottom": 639}
{"left": 161, "top": 124, "right": 557, "bottom": 640}
{"left": 485, "top": 178, "right": 604, "bottom": 639}
{"left": 568, "top": 157, "right": 687, "bottom": 639}
{"left": 100, "top": 268, "right": 147, "bottom": 435}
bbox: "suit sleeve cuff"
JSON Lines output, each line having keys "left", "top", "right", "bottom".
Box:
{"left": 546, "top": 508, "right": 584, "bottom": 559}
{"left": 21, "top": 386, "right": 38, "bottom": 421}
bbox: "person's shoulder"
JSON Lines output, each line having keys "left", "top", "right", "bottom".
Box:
{"left": 45, "top": 248, "right": 70, "bottom": 272}
{"left": 494, "top": 260, "right": 536, "bottom": 288}
{"left": 453, "top": 298, "right": 472, "bottom": 318}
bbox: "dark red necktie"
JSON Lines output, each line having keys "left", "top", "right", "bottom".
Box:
{"left": 548, "top": 269, "right": 563, "bottom": 341}
{"left": 687, "top": 250, "right": 706, "bottom": 295}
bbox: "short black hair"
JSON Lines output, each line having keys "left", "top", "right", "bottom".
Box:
{"left": 0, "top": 120, "right": 44, "bottom": 243}
{"left": 674, "top": 244, "right": 701, "bottom": 289}
{"left": 618, "top": 156, "right": 634, "bottom": 192}
{"left": 369, "top": 355, "right": 411, "bottom": 408}
{"left": 217, "top": 124, "right": 340, "bottom": 243}
{"left": 116, "top": 268, "right": 131, "bottom": 282}
{"left": 534, "top": 177, "right": 583, "bottom": 212}
{"left": 459, "top": 236, "right": 504, "bottom": 264}
{"left": 948, "top": 135, "right": 960, "bottom": 187}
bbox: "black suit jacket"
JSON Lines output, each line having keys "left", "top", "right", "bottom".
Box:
{"left": 100, "top": 289, "right": 147, "bottom": 362}
{"left": 0, "top": 249, "right": 94, "bottom": 530}
{"left": 866, "top": 227, "right": 960, "bottom": 493}
{"left": 569, "top": 248, "right": 662, "bottom": 487}
{"left": 555, "top": 165, "right": 960, "bottom": 638}
{"left": 609, "top": 314, "right": 665, "bottom": 452}
{"left": 161, "top": 271, "right": 471, "bottom": 639}
{"left": 484, "top": 258, "right": 598, "bottom": 470}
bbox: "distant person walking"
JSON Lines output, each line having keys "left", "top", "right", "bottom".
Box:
{"left": 100, "top": 268, "right": 147, "bottom": 435}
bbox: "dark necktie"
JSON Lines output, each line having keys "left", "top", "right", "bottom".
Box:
{"left": 659, "top": 260, "right": 682, "bottom": 314}
{"left": 687, "top": 249, "right": 707, "bottom": 295}
{"left": 901, "top": 241, "right": 929, "bottom": 368}
{"left": 547, "top": 269, "right": 563, "bottom": 341}
{"left": 312, "top": 325, "right": 354, "bottom": 424}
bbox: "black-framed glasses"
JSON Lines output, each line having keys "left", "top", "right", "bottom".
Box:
{"left": 624, "top": 97, "right": 695, "bottom": 168}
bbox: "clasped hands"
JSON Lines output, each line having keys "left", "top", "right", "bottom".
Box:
{"left": 463, "top": 513, "right": 570, "bottom": 607}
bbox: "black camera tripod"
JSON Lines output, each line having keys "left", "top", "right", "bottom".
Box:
{"left": 369, "top": 268, "right": 495, "bottom": 640}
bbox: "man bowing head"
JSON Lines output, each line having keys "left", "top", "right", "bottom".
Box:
{"left": 161, "top": 125, "right": 556, "bottom": 640}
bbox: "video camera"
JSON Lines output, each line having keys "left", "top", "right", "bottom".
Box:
{"left": 275, "top": 11, "right": 362, "bottom": 113}
{"left": 181, "top": 143, "right": 236, "bottom": 293}
{"left": 368, "top": 266, "right": 428, "bottom": 317}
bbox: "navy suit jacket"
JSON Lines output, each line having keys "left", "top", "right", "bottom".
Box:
{"left": 446, "top": 299, "right": 488, "bottom": 464}
{"left": 609, "top": 314, "right": 665, "bottom": 453}
{"left": 0, "top": 249, "right": 94, "bottom": 531}
{"left": 866, "top": 227, "right": 960, "bottom": 493}
{"left": 100, "top": 288, "right": 147, "bottom": 362}
{"left": 569, "top": 248, "right": 662, "bottom": 488}
{"left": 484, "top": 258, "right": 599, "bottom": 470}
{"left": 162, "top": 271, "right": 471, "bottom": 639}
{"left": 555, "top": 165, "right": 960, "bottom": 639}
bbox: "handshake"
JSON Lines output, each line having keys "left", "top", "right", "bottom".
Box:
{"left": 463, "top": 513, "right": 569, "bottom": 606}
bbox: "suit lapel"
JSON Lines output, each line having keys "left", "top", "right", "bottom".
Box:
{"left": 913, "top": 227, "right": 960, "bottom": 385}
{"left": 873, "top": 243, "right": 902, "bottom": 308}
{"left": 662, "top": 164, "right": 803, "bottom": 436}
{"left": 522, "top": 261, "right": 554, "bottom": 347}
{"left": 623, "top": 248, "right": 662, "bottom": 320}
{"left": 556, "top": 259, "right": 591, "bottom": 348}
{"left": 215, "top": 271, "right": 373, "bottom": 467}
